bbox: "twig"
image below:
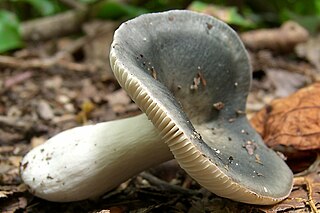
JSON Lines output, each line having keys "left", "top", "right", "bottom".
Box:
{"left": 294, "top": 176, "right": 319, "bottom": 213}
{"left": 140, "top": 172, "right": 199, "bottom": 196}
{"left": 0, "top": 55, "right": 95, "bottom": 72}
{"left": 250, "top": 50, "right": 320, "bottom": 81}
{"left": 21, "top": 9, "right": 87, "bottom": 41}
{"left": 0, "top": 116, "right": 29, "bottom": 129}
{"left": 240, "top": 21, "right": 309, "bottom": 52}
{"left": 4, "top": 71, "right": 33, "bottom": 88}
{"left": 305, "top": 178, "right": 318, "bottom": 213}
{"left": 142, "top": 195, "right": 181, "bottom": 213}
{"left": 0, "top": 116, "right": 32, "bottom": 132}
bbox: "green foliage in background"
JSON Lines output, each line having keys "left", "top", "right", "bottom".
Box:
{"left": 0, "top": 0, "right": 320, "bottom": 53}
{"left": 14, "top": 0, "right": 58, "bottom": 16}
{"left": 0, "top": 10, "right": 23, "bottom": 52}
{"left": 279, "top": 0, "right": 320, "bottom": 33}
{"left": 91, "top": 0, "right": 148, "bottom": 20}
{"left": 4, "top": 0, "right": 64, "bottom": 20}
{"left": 78, "top": 0, "right": 99, "bottom": 3}
{"left": 189, "top": 1, "right": 256, "bottom": 28}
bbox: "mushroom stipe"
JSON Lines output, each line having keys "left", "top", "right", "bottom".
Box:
{"left": 20, "top": 10, "right": 293, "bottom": 205}
{"left": 21, "top": 114, "right": 172, "bottom": 202}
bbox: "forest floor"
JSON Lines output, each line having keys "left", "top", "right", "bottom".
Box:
{"left": 1, "top": 15, "right": 320, "bottom": 213}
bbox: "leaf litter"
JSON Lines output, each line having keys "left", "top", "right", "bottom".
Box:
{"left": 0, "top": 11, "right": 320, "bottom": 213}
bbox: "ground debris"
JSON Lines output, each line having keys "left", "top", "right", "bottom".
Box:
{"left": 251, "top": 83, "right": 320, "bottom": 151}
{"left": 250, "top": 50, "right": 319, "bottom": 81}
{"left": 37, "top": 100, "right": 54, "bottom": 121}
{"left": 251, "top": 83, "right": 320, "bottom": 174}
{"left": 240, "top": 21, "right": 309, "bottom": 52}
{"left": 1, "top": 11, "right": 320, "bottom": 212}
{"left": 296, "top": 35, "right": 320, "bottom": 72}
{"left": 0, "top": 196, "right": 28, "bottom": 213}
{"left": 260, "top": 167, "right": 320, "bottom": 213}
{"left": 243, "top": 140, "right": 257, "bottom": 155}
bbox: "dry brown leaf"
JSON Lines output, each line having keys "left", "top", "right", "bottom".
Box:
{"left": 8, "top": 156, "right": 22, "bottom": 167}
{"left": 0, "top": 196, "right": 28, "bottom": 213}
{"left": 0, "top": 191, "right": 12, "bottom": 198}
{"left": 30, "top": 136, "right": 46, "bottom": 148}
{"left": 251, "top": 83, "right": 320, "bottom": 151}
{"left": 260, "top": 168, "right": 320, "bottom": 212}
{"left": 0, "top": 185, "right": 27, "bottom": 199}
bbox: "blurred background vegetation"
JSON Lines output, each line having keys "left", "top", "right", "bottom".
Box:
{"left": 0, "top": 0, "right": 320, "bottom": 53}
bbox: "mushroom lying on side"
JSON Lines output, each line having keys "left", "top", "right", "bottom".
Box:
{"left": 20, "top": 114, "right": 172, "bottom": 202}
{"left": 21, "top": 10, "right": 293, "bottom": 205}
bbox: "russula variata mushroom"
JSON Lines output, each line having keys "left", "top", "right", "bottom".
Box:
{"left": 21, "top": 10, "right": 293, "bottom": 205}
{"left": 20, "top": 114, "right": 172, "bottom": 202}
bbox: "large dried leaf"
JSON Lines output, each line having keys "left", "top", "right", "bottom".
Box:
{"left": 260, "top": 168, "right": 320, "bottom": 212}
{"left": 251, "top": 83, "right": 320, "bottom": 151}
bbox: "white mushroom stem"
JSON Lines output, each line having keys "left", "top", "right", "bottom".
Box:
{"left": 20, "top": 114, "right": 173, "bottom": 202}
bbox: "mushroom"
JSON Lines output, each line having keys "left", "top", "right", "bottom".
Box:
{"left": 109, "top": 10, "right": 293, "bottom": 204}
{"left": 20, "top": 114, "right": 172, "bottom": 202}
{"left": 21, "top": 10, "right": 293, "bottom": 205}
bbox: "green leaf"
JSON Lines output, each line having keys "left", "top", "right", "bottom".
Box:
{"left": 0, "top": 10, "right": 23, "bottom": 53}
{"left": 188, "top": 1, "right": 256, "bottom": 28}
{"left": 316, "top": 1, "right": 320, "bottom": 14}
{"left": 92, "top": 0, "right": 148, "bottom": 20}
{"left": 13, "top": 0, "right": 57, "bottom": 16}
{"left": 78, "top": 0, "right": 99, "bottom": 3}
{"left": 188, "top": 1, "right": 207, "bottom": 11}
{"left": 228, "top": 7, "right": 256, "bottom": 28}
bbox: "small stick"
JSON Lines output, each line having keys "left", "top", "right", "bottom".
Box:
{"left": 140, "top": 172, "right": 199, "bottom": 196}
{"left": 0, "top": 55, "right": 94, "bottom": 72}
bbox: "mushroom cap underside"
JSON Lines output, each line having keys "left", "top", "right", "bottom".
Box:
{"left": 110, "top": 10, "right": 293, "bottom": 205}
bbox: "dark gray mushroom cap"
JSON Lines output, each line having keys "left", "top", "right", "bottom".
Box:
{"left": 110, "top": 10, "right": 293, "bottom": 205}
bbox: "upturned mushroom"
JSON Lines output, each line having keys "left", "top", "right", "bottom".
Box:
{"left": 20, "top": 10, "right": 293, "bottom": 205}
